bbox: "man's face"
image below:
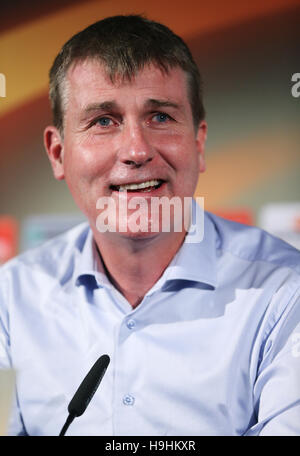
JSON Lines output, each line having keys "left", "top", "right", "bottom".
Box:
{"left": 45, "top": 60, "right": 206, "bottom": 239}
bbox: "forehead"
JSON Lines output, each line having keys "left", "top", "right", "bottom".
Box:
{"left": 65, "top": 59, "right": 190, "bottom": 108}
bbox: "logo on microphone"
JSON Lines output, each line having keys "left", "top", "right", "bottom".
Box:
{"left": 0, "top": 73, "right": 6, "bottom": 98}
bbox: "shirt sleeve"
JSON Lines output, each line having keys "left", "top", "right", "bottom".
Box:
{"left": 0, "top": 274, "right": 11, "bottom": 369}
{"left": 245, "top": 287, "right": 300, "bottom": 436}
{"left": 0, "top": 269, "right": 28, "bottom": 436}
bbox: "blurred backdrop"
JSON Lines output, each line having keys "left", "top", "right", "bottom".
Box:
{"left": 0, "top": 0, "right": 299, "bottom": 261}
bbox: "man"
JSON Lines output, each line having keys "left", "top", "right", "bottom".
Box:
{"left": 0, "top": 15, "right": 299, "bottom": 436}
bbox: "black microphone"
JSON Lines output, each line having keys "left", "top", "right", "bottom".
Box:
{"left": 59, "top": 354, "right": 110, "bottom": 436}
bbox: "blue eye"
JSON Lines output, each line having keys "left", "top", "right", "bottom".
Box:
{"left": 97, "top": 117, "right": 112, "bottom": 126}
{"left": 153, "top": 113, "right": 170, "bottom": 123}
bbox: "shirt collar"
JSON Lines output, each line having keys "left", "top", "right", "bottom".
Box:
{"left": 74, "top": 199, "right": 217, "bottom": 290}
{"left": 152, "top": 200, "right": 217, "bottom": 290}
{"left": 74, "top": 228, "right": 111, "bottom": 288}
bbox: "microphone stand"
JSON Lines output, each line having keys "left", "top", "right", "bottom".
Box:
{"left": 59, "top": 413, "right": 76, "bottom": 436}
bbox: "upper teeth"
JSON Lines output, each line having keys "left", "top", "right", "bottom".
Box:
{"left": 118, "top": 180, "right": 161, "bottom": 191}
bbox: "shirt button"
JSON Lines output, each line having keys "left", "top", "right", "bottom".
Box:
{"left": 127, "top": 319, "right": 136, "bottom": 330}
{"left": 123, "top": 394, "right": 135, "bottom": 406}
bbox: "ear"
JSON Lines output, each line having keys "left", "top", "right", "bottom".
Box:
{"left": 44, "top": 126, "right": 65, "bottom": 180}
{"left": 195, "top": 121, "right": 207, "bottom": 173}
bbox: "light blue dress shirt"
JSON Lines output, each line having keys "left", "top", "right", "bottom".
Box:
{"left": 0, "top": 205, "right": 300, "bottom": 436}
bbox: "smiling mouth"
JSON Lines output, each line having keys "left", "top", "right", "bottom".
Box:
{"left": 110, "top": 179, "right": 165, "bottom": 192}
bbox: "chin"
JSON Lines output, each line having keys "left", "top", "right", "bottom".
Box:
{"left": 114, "top": 216, "right": 162, "bottom": 240}
{"left": 95, "top": 207, "right": 187, "bottom": 240}
{"left": 117, "top": 230, "right": 160, "bottom": 241}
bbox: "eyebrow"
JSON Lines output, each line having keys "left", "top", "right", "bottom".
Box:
{"left": 82, "top": 101, "right": 118, "bottom": 116}
{"left": 80, "top": 98, "right": 183, "bottom": 122}
{"left": 144, "top": 99, "right": 183, "bottom": 111}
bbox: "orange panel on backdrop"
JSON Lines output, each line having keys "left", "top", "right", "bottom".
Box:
{"left": 212, "top": 209, "right": 254, "bottom": 226}
{"left": 0, "top": 216, "right": 18, "bottom": 264}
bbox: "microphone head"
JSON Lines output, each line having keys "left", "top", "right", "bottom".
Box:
{"left": 68, "top": 354, "right": 110, "bottom": 417}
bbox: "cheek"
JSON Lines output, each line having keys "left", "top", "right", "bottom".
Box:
{"left": 160, "top": 134, "right": 200, "bottom": 170}
{"left": 63, "top": 140, "right": 113, "bottom": 184}
{"left": 167, "top": 137, "right": 201, "bottom": 194}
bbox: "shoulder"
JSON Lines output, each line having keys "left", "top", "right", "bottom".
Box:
{"left": 0, "top": 221, "right": 90, "bottom": 286}
{"left": 205, "top": 212, "right": 300, "bottom": 347}
{"left": 205, "top": 211, "right": 300, "bottom": 278}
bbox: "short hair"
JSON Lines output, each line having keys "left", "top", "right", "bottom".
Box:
{"left": 49, "top": 14, "right": 205, "bottom": 133}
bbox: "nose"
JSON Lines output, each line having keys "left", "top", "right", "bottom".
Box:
{"left": 118, "top": 123, "right": 154, "bottom": 167}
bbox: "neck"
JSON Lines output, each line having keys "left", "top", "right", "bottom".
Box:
{"left": 92, "top": 230, "right": 186, "bottom": 308}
